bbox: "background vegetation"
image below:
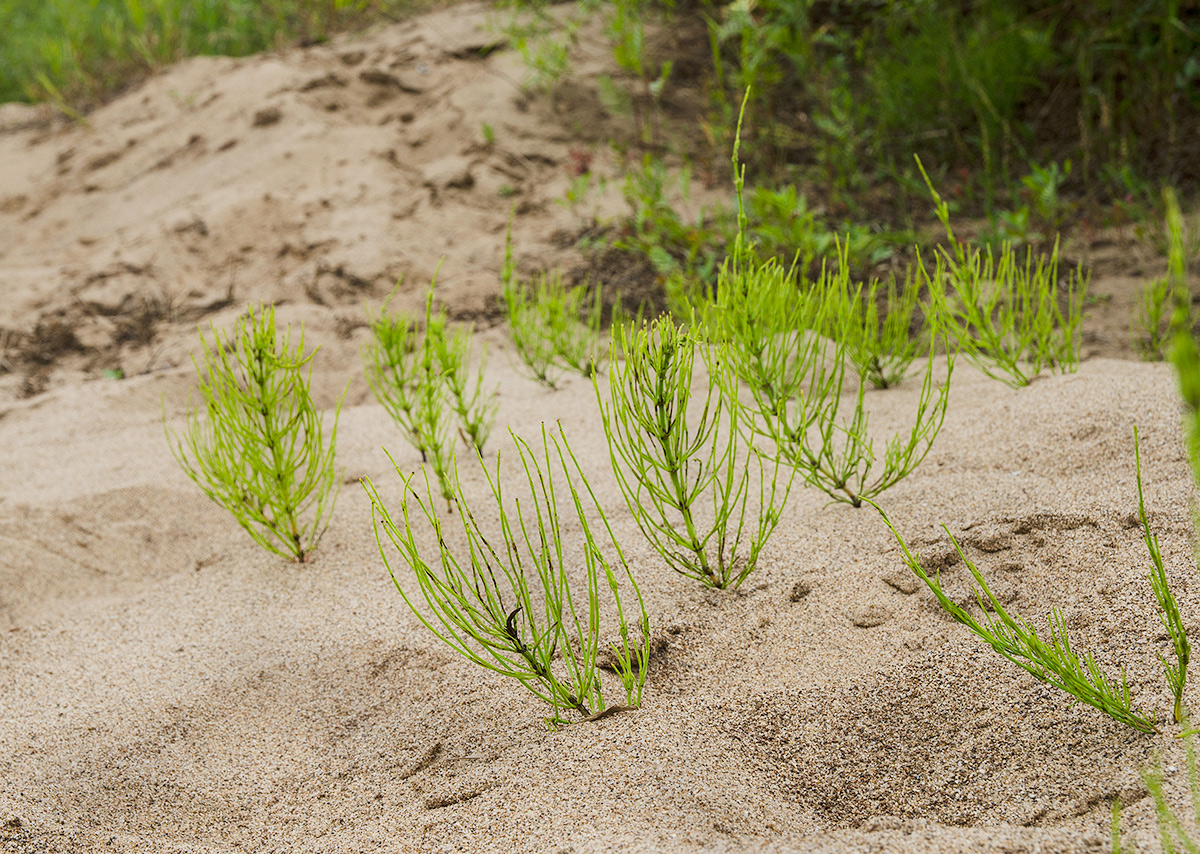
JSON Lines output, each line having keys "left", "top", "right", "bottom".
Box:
{"left": 4, "top": 0, "right": 1195, "bottom": 268}
{"left": 0, "top": 0, "right": 440, "bottom": 108}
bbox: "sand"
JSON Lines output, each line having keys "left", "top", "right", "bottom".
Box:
{"left": 0, "top": 3, "right": 1196, "bottom": 852}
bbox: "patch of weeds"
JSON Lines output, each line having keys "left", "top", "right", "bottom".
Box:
{"left": 982, "top": 161, "right": 1074, "bottom": 251}
{"left": 597, "top": 314, "right": 793, "bottom": 589}
{"left": 493, "top": 0, "right": 583, "bottom": 92}
{"left": 363, "top": 424, "right": 649, "bottom": 729}
{"left": 165, "top": 304, "right": 342, "bottom": 563}
{"left": 919, "top": 158, "right": 1087, "bottom": 388}
{"left": 615, "top": 153, "right": 723, "bottom": 283}
{"left": 743, "top": 184, "right": 898, "bottom": 278}
{"left": 1135, "top": 276, "right": 1176, "bottom": 362}
{"left": 2, "top": 0, "right": 435, "bottom": 109}
{"left": 363, "top": 275, "right": 498, "bottom": 509}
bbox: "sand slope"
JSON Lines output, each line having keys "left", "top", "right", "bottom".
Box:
{"left": 0, "top": 4, "right": 1196, "bottom": 852}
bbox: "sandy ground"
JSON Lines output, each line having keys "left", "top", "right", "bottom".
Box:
{"left": 1, "top": 3, "right": 1198, "bottom": 852}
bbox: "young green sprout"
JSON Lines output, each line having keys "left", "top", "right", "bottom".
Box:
{"left": 363, "top": 276, "right": 497, "bottom": 508}
{"left": 165, "top": 303, "right": 342, "bottom": 562}
{"left": 501, "top": 225, "right": 608, "bottom": 388}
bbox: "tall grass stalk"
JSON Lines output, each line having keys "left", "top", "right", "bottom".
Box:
{"left": 1165, "top": 189, "right": 1200, "bottom": 488}
{"left": 166, "top": 304, "right": 342, "bottom": 562}
{"left": 363, "top": 425, "right": 649, "bottom": 729}
{"left": 1136, "top": 427, "right": 1191, "bottom": 725}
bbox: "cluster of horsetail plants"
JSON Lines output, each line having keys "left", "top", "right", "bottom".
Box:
{"left": 167, "top": 125, "right": 1197, "bottom": 748}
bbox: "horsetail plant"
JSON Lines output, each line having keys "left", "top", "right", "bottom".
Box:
{"left": 598, "top": 314, "right": 793, "bottom": 589}
{"left": 870, "top": 499, "right": 1158, "bottom": 734}
{"left": 1136, "top": 427, "right": 1190, "bottom": 725}
{"left": 363, "top": 424, "right": 649, "bottom": 729}
{"left": 917, "top": 157, "right": 1087, "bottom": 388}
{"left": 712, "top": 215, "right": 953, "bottom": 509}
{"left": 166, "top": 303, "right": 342, "bottom": 562}
{"left": 364, "top": 276, "right": 497, "bottom": 508}
{"left": 821, "top": 245, "right": 929, "bottom": 389}
{"left": 709, "top": 101, "right": 952, "bottom": 508}
{"left": 1114, "top": 730, "right": 1200, "bottom": 854}
{"left": 1133, "top": 274, "right": 1174, "bottom": 362}
{"left": 1164, "top": 188, "right": 1200, "bottom": 488}
{"left": 1137, "top": 744, "right": 1200, "bottom": 854}
{"left": 769, "top": 330, "right": 954, "bottom": 508}
{"left": 502, "top": 225, "right": 608, "bottom": 387}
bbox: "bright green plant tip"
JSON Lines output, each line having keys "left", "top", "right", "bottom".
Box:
{"left": 165, "top": 303, "right": 342, "bottom": 563}
{"left": 364, "top": 424, "right": 649, "bottom": 728}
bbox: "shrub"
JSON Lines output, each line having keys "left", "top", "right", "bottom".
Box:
{"left": 165, "top": 303, "right": 342, "bottom": 562}
{"left": 363, "top": 425, "right": 649, "bottom": 729}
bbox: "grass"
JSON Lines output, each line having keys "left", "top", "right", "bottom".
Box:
{"left": 0, "top": 0, "right": 444, "bottom": 109}
{"left": 165, "top": 304, "right": 342, "bottom": 562}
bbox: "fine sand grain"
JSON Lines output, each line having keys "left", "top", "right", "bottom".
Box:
{"left": 0, "top": 4, "right": 1196, "bottom": 852}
